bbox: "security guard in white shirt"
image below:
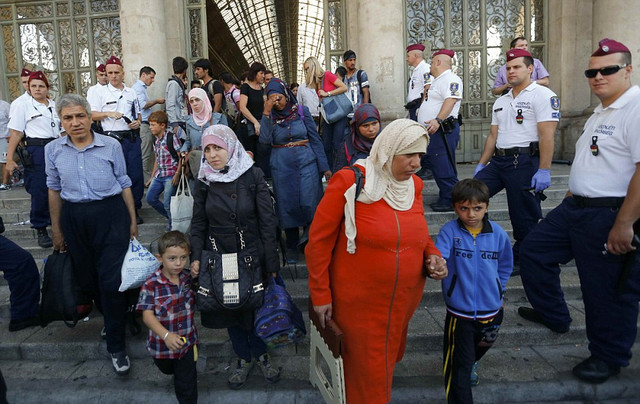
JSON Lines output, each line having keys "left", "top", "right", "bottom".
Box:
{"left": 417, "top": 49, "right": 463, "bottom": 211}
{"left": 518, "top": 38, "right": 640, "bottom": 384}
{"left": 86, "top": 63, "right": 107, "bottom": 101}
{"left": 88, "top": 55, "right": 143, "bottom": 223}
{"left": 5, "top": 71, "right": 62, "bottom": 247}
{"left": 405, "top": 43, "right": 431, "bottom": 121}
{"left": 474, "top": 48, "right": 559, "bottom": 267}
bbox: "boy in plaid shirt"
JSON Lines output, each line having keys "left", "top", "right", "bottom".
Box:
{"left": 137, "top": 231, "right": 199, "bottom": 403}
{"left": 145, "top": 110, "right": 183, "bottom": 228}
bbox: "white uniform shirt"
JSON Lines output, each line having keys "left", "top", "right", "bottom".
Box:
{"left": 86, "top": 83, "right": 105, "bottom": 102}
{"left": 569, "top": 85, "right": 640, "bottom": 198}
{"left": 491, "top": 82, "right": 560, "bottom": 149}
{"left": 407, "top": 59, "right": 431, "bottom": 102}
{"left": 88, "top": 83, "right": 140, "bottom": 132}
{"left": 417, "top": 69, "right": 462, "bottom": 123}
{"left": 8, "top": 96, "right": 61, "bottom": 139}
{"left": 8, "top": 92, "right": 30, "bottom": 120}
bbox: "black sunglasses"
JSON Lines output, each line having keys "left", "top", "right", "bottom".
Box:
{"left": 584, "top": 64, "right": 628, "bottom": 78}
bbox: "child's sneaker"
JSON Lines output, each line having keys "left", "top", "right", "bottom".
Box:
{"left": 228, "top": 358, "right": 253, "bottom": 389}
{"left": 110, "top": 351, "right": 131, "bottom": 376}
{"left": 0, "top": 183, "right": 10, "bottom": 191}
{"left": 470, "top": 361, "right": 479, "bottom": 386}
{"left": 256, "top": 353, "right": 281, "bottom": 383}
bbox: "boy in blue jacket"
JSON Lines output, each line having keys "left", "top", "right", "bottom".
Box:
{"left": 436, "top": 179, "right": 513, "bottom": 403}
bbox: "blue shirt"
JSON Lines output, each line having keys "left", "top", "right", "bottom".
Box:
{"left": 45, "top": 134, "right": 132, "bottom": 202}
{"left": 132, "top": 79, "right": 151, "bottom": 121}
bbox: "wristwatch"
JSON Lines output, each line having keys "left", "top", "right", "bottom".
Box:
{"left": 435, "top": 117, "right": 443, "bottom": 126}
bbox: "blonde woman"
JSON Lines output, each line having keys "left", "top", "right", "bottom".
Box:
{"left": 304, "top": 57, "right": 348, "bottom": 171}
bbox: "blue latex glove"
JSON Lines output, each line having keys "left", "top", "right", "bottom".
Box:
{"left": 473, "top": 163, "right": 486, "bottom": 177}
{"left": 530, "top": 169, "right": 551, "bottom": 192}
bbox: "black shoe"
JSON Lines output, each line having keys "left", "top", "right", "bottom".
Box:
{"left": 111, "top": 351, "right": 131, "bottom": 376}
{"left": 430, "top": 202, "right": 453, "bottom": 212}
{"left": 517, "top": 306, "right": 569, "bottom": 333}
{"left": 572, "top": 356, "right": 620, "bottom": 383}
{"left": 136, "top": 213, "right": 144, "bottom": 225}
{"left": 9, "top": 316, "right": 40, "bottom": 332}
{"left": 37, "top": 228, "right": 53, "bottom": 248}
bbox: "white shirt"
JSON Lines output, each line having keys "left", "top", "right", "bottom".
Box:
{"left": 297, "top": 82, "right": 320, "bottom": 117}
{"left": 491, "top": 82, "right": 560, "bottom": 149}
{"left": 417, "top": 69, "right": 462, "bottom": 123}
{"left": 8, "top": 92, "right": 30, "bottom": 120}
{"left": 569, "top": 85, "right": 640, "bottom": 198}
{"left": 407, "top": 59, "right": 431, "bottom": 102}
{"left": 88, "top": 83, "right": 140, "bottom": 132}
{"left": 86, "top": 83, "right": 105, "bottom": 102}
{"left": 8, "top": 95, "right": 61, "bottom": 139}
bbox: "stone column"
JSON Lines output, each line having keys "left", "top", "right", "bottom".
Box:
{"left": 350, "top": 0, "right": 406, "bottom": 120}
{"left": 592, "top": 0, "right": 639, "bottom": 87}
{"left": 119, "top": 2, "right": 169, "bottom": 100}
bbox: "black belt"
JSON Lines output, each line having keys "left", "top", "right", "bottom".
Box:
{"left": 573, "top": 195, "right": 625, "bottom": 208}
{"left": 494, "top": 146, "right": 532, "bottom": 156}
{"left": 24, "top": 137, "right": 56, "bottom": 146}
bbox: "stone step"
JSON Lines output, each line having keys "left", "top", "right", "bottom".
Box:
{"left": 2, "top": 342, "right": 639, "bottom": 404}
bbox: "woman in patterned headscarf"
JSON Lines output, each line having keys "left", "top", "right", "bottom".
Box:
{"left": 260, "top": 77, "right": 330, "bottom": 263}
{"left": 189, "top": 125, "right": 282, "bottom": 390}
{"left": 334, "top": 103, "right": 381, "bottom": 170}
{"left": 306, "top": 119, "right": 448, "bottom": 404}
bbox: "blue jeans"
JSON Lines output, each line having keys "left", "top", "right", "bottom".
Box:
{"left": 146, "top": 175, "right": 176, "bottom": 222}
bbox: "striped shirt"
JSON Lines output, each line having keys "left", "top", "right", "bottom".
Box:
{"left": 45, "top": 134, "right": 132, "bottom": 202}
{"left": 154, "top": 130, "right": 182, "bottom": 178}
{"left": 136, "top": 267, "right": 198, "bottom": 359}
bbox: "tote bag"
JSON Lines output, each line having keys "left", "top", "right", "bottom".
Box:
{"left": 170, "top": 167, "right": 194, "bottom": 233}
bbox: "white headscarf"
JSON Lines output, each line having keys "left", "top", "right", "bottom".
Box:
{"left": 344, "top": 119, "right": 430, "bottom": 253}
{"left": 197, "top": 125, "right": 254, "bottom": 184}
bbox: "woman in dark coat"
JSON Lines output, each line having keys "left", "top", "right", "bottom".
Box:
{"left": 189, "top": 125, "right": 281, "bottom": 389}
{"left": 334, "top": 103, "right": 381, "bottom": 170}
{"left": 260, "top": 78, "right": 331, "bottom": 263}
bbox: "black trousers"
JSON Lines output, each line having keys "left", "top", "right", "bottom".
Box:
{"left": 443, "top": 309, "right": 503, "bottom": 404}
{"left": 61, "top": 195, "right": 130, "bottom": 353}
{"left": 154, "top": 346, "right": 198, "bottom": 404}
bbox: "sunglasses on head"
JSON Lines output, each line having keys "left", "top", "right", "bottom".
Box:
{"left": 584, "top": 64, "right": 628, "bottom": 78}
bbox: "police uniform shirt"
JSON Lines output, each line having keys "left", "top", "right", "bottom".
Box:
{"left": 569, "top": 85, "right": 640, "bottom": 198}
{"left": 88, "top": 83, "right": 140, "bottom": 132}
{"left": 86, "top": 83, "right": 105, "bottom": 102}
{"left": 8, "top": 95, "right": 61, "bottom": 139}
{"left": 417, "top": 69, "right": 463, "bottom": 122}
{"left": 8, "top": 92, "right": 31, "bottom": 120}
{"left": 407, "top": 59, "right": 431, "bottom": 102}
{"left": 491, "top": 82, "right": 559, "bottom": 149}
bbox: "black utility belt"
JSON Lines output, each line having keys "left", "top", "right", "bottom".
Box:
{"left": 495, "top": 142, "right": 539, "bottom": 157}
{"left": 573, "top": 195, "right": 625, "bottom": 208}
{"left": 106, "top": 130, "right": 139, "bottom": 142}
{"left": 24, "top": 137, "right": 56, "bottom": 147}
{"left": 438, "top": 115, "right": 462, "bottom": 134}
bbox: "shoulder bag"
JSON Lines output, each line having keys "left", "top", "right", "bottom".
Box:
{"left": 320, "top": 75, "right": 353, "bottom": 124}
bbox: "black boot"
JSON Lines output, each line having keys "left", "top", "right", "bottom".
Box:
{"left": 37, "top": 227, "right": 53, "bottom": 248}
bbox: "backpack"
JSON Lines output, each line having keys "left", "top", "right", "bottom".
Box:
{"left": 223, "top": 87, "right": 240, "bottom": 128}
{"left": 356, "top": 70, "right": 371, "bottom": 103}
{"left": 203, "top": 79, "right": 225, "bottom": 111}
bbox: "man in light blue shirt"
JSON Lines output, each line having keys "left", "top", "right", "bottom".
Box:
{"left": 132, "top": 66, "right": 165, "bottom": 182}
{"left": 45, "top": 93, "right": 137, "bottom": 378}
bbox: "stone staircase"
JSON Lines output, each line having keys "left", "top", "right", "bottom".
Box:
{"left": 1, "top": 163, "right": 639, "bottom": 403}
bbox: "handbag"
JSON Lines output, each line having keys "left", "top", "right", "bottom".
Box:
{"left": 170, "top": 167, "right": 194, "bottom": 233}
{"left": 254, "top": 276, "right": 306, "bottom": 349}
{"left": 196, "top": 232, "right": 265, "bottom": 313}
{"left": 320, "top": 76, "right": 353, "bottom": 124}
{"left": 40, "top": 251, "right": 92, "bottom": 328}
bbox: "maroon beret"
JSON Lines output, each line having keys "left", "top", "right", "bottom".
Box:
{"left": 432, "top": 49, "right": 455, "bottom": 58}
{"left": 105, "top": 55, "right": 122, "bottom": 66}
{"left": 21, "top": 68, "right": 31, "bottom": 77}
{"left": 97, "top": 63, "right": 106, "bottom": 72}
{"left": 28, "top": 71, "right": 49, "bottom": 88}
{"left": 506, "top": 49, "right": 532, "bottom": 62}
{"left": 592, "top": 38, "right": 630, "bottom": 57}
{"left": 406, "top": 44, "right": 425, "bottom": 52}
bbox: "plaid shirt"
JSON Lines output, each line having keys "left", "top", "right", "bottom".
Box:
{"left": 136, "top": 267, "right": 198, "bottom": 359}
{"left": 153, "top": 130, "right": 182, "bottom": 178}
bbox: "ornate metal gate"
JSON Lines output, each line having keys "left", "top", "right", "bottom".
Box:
{"left": 0, "top": 0, "right": 121, "bottom": 101}
{"left": 405, "top": 0, "right": 548, "bottom": 162}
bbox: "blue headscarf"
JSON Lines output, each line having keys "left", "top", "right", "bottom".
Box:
{"left": 264, "top": 78, "right": 300, "bottom": 126}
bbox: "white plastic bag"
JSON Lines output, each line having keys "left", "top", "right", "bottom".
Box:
{"left": 119, "top": 237, "right": 160, "bottom": 292}
{"left": 170, "top": 168, "right": 194, "bottom": 233}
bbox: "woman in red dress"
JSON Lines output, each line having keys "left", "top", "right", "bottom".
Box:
{"left": 306, "top": 119, "right": 448, "bottom": 403}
